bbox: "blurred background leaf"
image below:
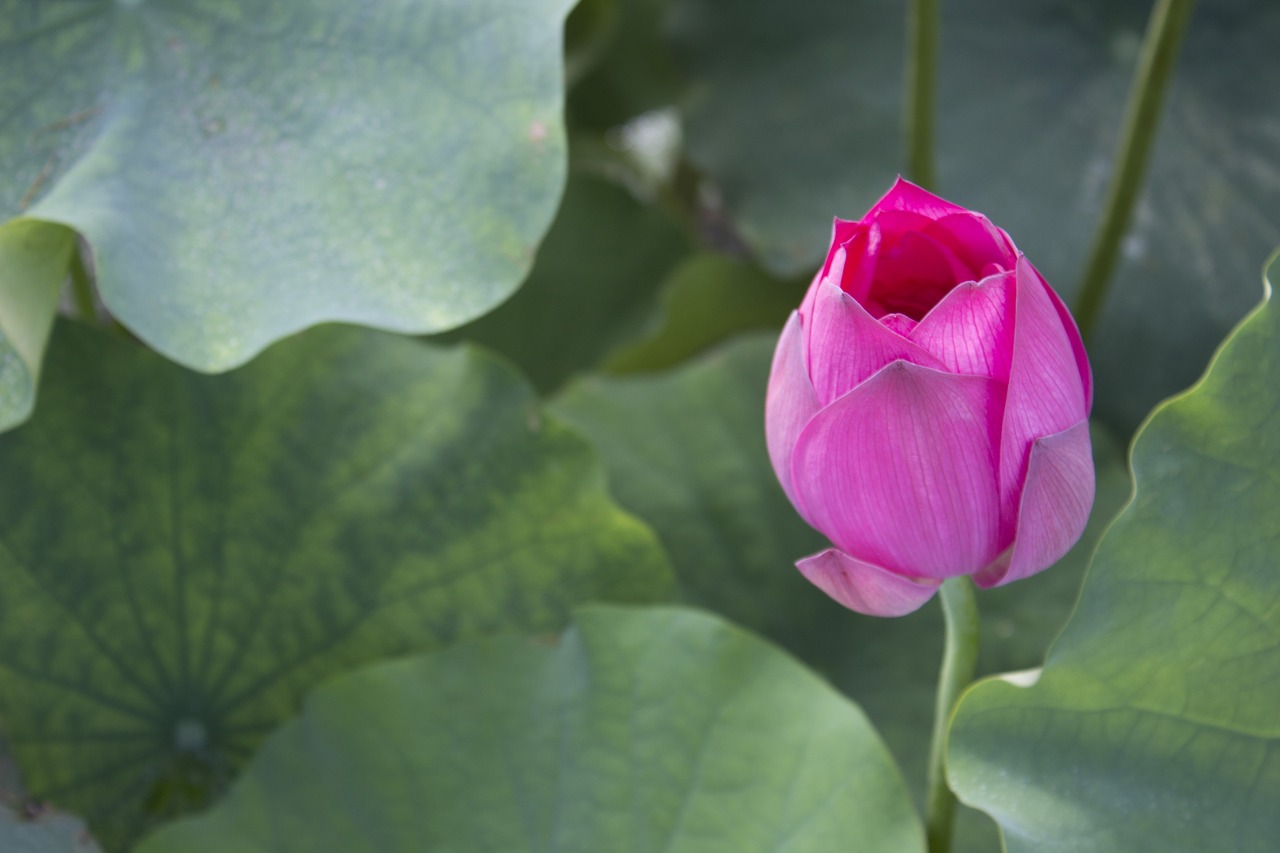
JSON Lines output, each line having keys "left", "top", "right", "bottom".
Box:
{"left": 139, "top": 607, "right": 925, "bottom": 853}
{"left": 0, "top": 322, "right": 673, "bottom": 847}
{"left": 664, "top": 0, "right": 1280, "bottom": 433}
{"left": 568, "top": 0, "right": 684, "bottom": 130}
{"left": 432, "top": 168, "right": 691, "bottom": 395}
{"left": 604, "top": 253, "right": 803, "bottom": 374}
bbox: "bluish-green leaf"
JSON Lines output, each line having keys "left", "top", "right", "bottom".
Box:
{"left": 139, "top": 606, "right": 925, "bottom": 853}
{"left": 1, "top": 0, "right": 574, "bottom": 372}
{"left": 948, "top": 250, "right": 1280, "bottom": 852}
{"left": 0, "top": 322, "right": 674, "bottom": 848}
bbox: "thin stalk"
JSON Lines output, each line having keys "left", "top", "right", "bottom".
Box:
{"left": 1073, "top": 0, "right": 1197, "bottom": 340}
{"left": 904, "top": 0, "right": 940, "bottom": 189}
{"left": 924, "top": 576, "right": 980, "bottom": 853}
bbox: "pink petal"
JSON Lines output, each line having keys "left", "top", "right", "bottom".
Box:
{"left": 797, "top": 548, "right": 941, "bottom": 617}
{"left": 831, "top": 223, "right": 875, "bottom": 305}
{"left": 765, "top": 312, "right": 821, "bottom": 523}
{"left": 806, "top": 220, "right": 868, "bottom": 330}
{"left": 867, "top": 176, "right": 968, "bottom": 219}
{"left": 923, "top": 213, "right": 1018, "bottom": 272}
{"left": 976, "top": 420, "right": 1094, "bottom": 588}
{"left": 791, "top": 361, "right": 1005, "bottom": 579}
{"left": 797, "top": 268, "right": 823, "bottom": 352}
{"left": 807, "top": 280, "right": 944, "bottom": 405}
{"left": 910, "top": 270, "right": 1016, "bottom": 379}
{"left": 821, "top": 218, "right": 862, "bottom": 279}
{"left": 1041, "top": 272, "right": 1094, "bottom": 410}
{"left": 998, "top": 257, "right": 1091, "bottom": 521}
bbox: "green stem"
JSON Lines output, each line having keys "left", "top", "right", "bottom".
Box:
{"left": 69, "top": 245, "right": 97, "bottom": 323}
{"left": 924, "top": 576, "right": 980, "bottom": 853}
{"left": 1073, "top": 0, "right": 1197, "bottom": 340}
{"left": 904, "top": 0, "right": 940, "bottom": 189}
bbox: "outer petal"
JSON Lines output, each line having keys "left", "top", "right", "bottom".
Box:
{"left": 797, "top": 268, "right": 823, "bottom": 349}
{"left": 976, "top": 420, "right": 1094, "bottom": 588}
{"left": 791, "top": 360, "right": 1005, "bottom": 579}
{"left": 1042, "top": 270, "right": 1094, "bottom": 410}
{"left": 797, "top": 548, "right": 941, "bottom": 617}
{"left": 807, "top": 280, "right": 945, "bottom": 405}
{"left": 868, "top": 176, "right": 968, "bottom": 219}
{"left": 765, "top": 312, "right": 821, "bottom": 522}
{"left": 910, "top": 270, "right": 1015, "bottom": 379}
{"left": 999, "top": 257, "right": 1091, "bottom": 522}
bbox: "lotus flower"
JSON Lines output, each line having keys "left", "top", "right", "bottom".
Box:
{"left": 766, "top": 178, "right": 1094, "bottom": 617}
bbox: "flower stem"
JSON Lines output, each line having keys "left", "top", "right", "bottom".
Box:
{"left": 1073, "top": 0, "right": 1197, "bottom": 340}
{"left": 904, "top": 0, "right": 940, "bottom": 190}
{"left": 924, "top": 576, "right": 980, "bottom": 853}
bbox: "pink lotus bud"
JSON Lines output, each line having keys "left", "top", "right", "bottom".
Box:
{"left": 766, "top": 178, "right": 1094, "bottom": 617}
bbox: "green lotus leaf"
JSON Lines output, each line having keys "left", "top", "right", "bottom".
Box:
{"left": 948, "top": 250, "right": 1280, "bottom": 851}
{"left": 1, "top": 0, "right": 574, "bottom": 373}
{"left": 139, "top": 606, "right": 924, "bottom": 853}
{"left": 0, "top": 322, "right": 673, "bottom": 848}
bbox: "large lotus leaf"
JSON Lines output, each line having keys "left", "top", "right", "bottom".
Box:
{"left": 552, "top": 334, "right": 1133, "bottom": 852}
{"left": 948, "top": 252, "right": 1280, "bottom": 852}
{"left": 667, "top": 0, "right": 1280, "bottom": 432}
{"left": 0, "top": 322, "right": 674, "bottom": 848}
{"left": 138, "top": 606, "right": 925, "bottom": 853}
{"left": 433, "top": 169, "right": 690, "bottom": 394}
{"left": 0, "top": 0, "right": 574, "bottom": 373}
{"left": 0, "top": 219, "right": 76, "bottom": 431}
